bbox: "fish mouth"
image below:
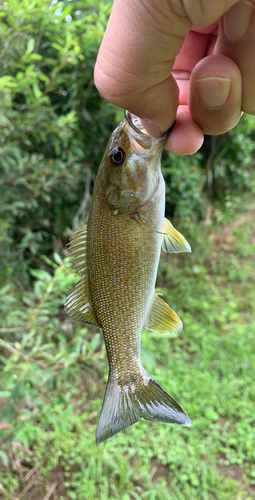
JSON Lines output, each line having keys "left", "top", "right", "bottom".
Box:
{"left": 125, "top": 112, "right": 148, "bottom": 135}
{"left": 125, "top": 111, "right": 168, "bottom": 151}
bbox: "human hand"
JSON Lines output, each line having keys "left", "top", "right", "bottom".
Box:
{"left": 94, "top": 0, "right": 255, "bottom": 154}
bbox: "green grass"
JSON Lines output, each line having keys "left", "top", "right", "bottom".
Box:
{"left": 1, "top": 204, "right": 255, "bottom": 499}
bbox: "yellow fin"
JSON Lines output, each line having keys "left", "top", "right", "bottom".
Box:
{"left": 162, "top": 218, "right": 191, "bottom": 253}
{"left": 144, "top": 293, "right": 183, "bottom": 335}
{"left": 65, "top": 225, "right": 98, "bottom": 325}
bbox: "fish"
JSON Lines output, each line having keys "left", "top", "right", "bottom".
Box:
{"left": 65, "top": 111, "right": 192, "bottom": 446}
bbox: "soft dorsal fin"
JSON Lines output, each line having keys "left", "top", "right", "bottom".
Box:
{"left": 64, "top": 225, "right": 98, "bottom": 326}
{"left": 162, "top": 218, "right": 191, "bottom": 253}
{"left": 144, "top": 293, "right": 183, "bottom": 335}
{"left": 67, "top": 225, "right": 88, "bottom": 277}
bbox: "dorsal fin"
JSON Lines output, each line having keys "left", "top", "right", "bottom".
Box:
{"left": 162, "top": 218, "right": 191, "bottom": 253}
{"left": 144, "top": 293, "right": 183, "bottom": 335}
{"left": 67, "top": 225, "right": 88, "bottom": 276}
{"left": 65, "top": 225, "right": 98, "bottom": 325}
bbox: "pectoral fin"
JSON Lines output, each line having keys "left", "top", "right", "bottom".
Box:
{"left": 64, "top": 225, "right": 98, "bottom": 325}
{"left": 144, "top": 293, "right": 183, "bottom": 335}
{"left": 162, "top": 218, "right": 191, "bottom": 253}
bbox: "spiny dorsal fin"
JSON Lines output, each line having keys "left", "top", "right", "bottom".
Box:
{"left": 65, "top": 225, "right": 98, "bottom": 325}
{"left": 162, "top": 218, "right": 191, "bottom": 253}
{"left": 144, "top": 293, "right": 183, "bottom": 335}
{"left": 65, "top": 278, "right": 98, "bottom": 325}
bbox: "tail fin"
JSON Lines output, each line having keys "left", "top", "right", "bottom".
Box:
{"left": 96, "top": 375, "right": 191, "bottom": 446}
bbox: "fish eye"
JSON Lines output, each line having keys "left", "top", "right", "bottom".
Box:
{"left": 109, "top": 146, "right": 126, "bottom": 166}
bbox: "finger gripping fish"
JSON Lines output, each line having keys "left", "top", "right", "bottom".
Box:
{"left": 65, "top": 112, "right": 192, "bottom": 445}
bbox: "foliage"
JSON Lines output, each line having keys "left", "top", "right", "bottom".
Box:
{"left": 0, "top": 0, "right": 114, "bottom": 285}
{"left": 162, "top": 150, "right": 205, "bottom": 219}
{"left": 162, "top": 114, "right": 255, "bottom": 220}
{"left": 1, "top": 201, "right": 255, "bottom": 499}
{"left": 0, "top": 253, "right": 105, "bottom": 432}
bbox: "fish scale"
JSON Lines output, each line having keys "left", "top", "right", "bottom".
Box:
{"left": 65, "top": 112, "right": 192, "bottom": 445}
{"left": 88, "top": 208, "right": 158, "bottom": 362}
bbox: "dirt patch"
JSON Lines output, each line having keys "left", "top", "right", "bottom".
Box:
{"left": 217, "top": 453, "right": 255, "bottom": 498}
{"left": 231, "top": 209, "right": 255, "bottom": 229}
{"left": 9, "top": 467, "right": 67, "bottom": 500}
{"left": 211, "top": 205, "right": 255, "bottom": 251}
{"left": 150, "top": 457, "right": 169, "bottom": 482}
{"left": 0, "top": 441, "right": 67, "bottom": 500}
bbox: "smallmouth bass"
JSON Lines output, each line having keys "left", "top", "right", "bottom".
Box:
{"left": 65, "top": 112, "right": 192, "bottom": 445}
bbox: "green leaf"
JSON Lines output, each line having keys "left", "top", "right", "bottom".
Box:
{"left": 32, "top": 83, "right": 42, "bottom": 99}
{"left": 27, "top": 38, "right": 35, "bottom": 53}
{"left": 30, "top": 269, "right": 52, "bottom": 282}
{"left": 53, "top": 253, "right": 63, "bottom": 265}
{"left": 0, "top": 451, "right": 9, "bottom": 467}
{"left": 0, "top": 391, "right": 12, "bottom": 398}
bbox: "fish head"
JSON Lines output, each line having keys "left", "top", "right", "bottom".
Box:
{"left": 101, "top": 112, "right": 167, "bottom": 215}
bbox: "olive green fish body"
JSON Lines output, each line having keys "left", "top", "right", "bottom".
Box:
{"left": 65, "top": 113, "right": 192, "bottom": 445}
{"left": 87, "top": 171, "right": 165, "bottom": 379}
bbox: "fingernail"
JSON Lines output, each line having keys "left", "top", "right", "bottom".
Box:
{"left": 196, "top": 77, "right": 231, "bottom": 108}
{"left": 223, "top": 1, "right": 253, "bottom": 42}
{"left": 140, "top": 119, "right": 162, "bottom": 138}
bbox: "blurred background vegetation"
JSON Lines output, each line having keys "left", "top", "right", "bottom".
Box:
{"left": 0, "top": 1, "right": 255, "bottom": 499}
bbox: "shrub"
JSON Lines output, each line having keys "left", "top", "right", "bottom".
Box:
{"left": 0, "top": 0, "right": 114, "bottom": 284}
